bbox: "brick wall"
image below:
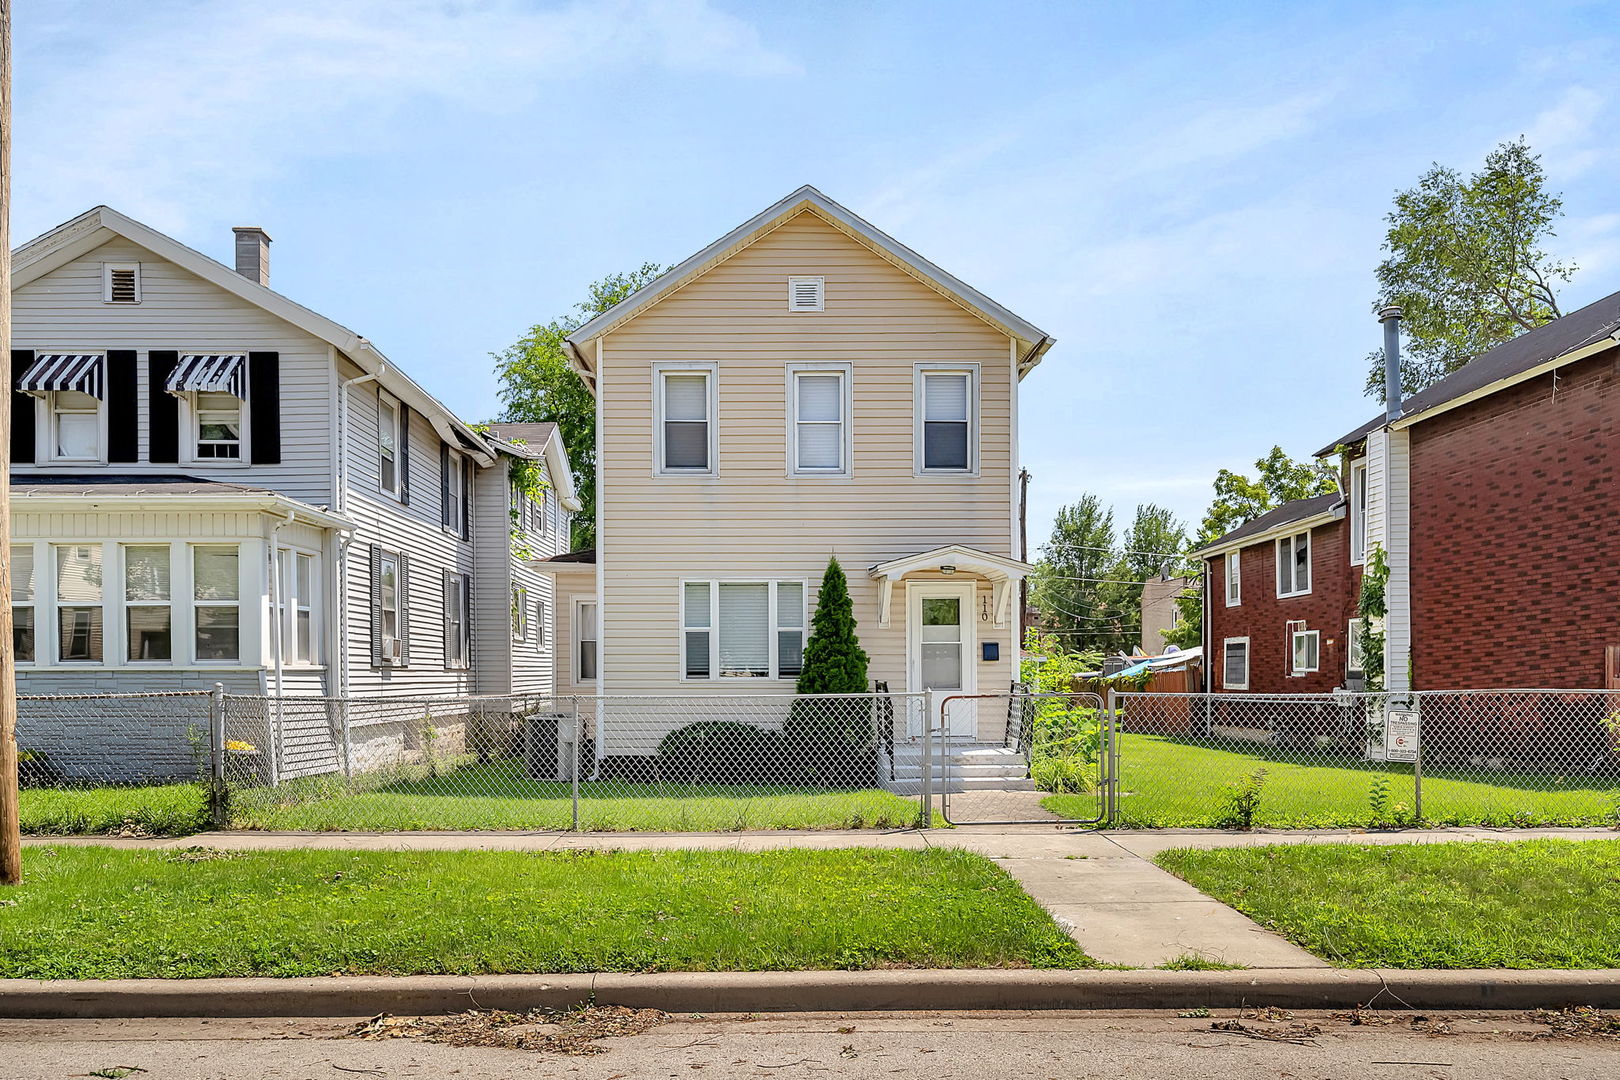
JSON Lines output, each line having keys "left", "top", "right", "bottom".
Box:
{"left": 1409, "top": 347, "right": 1620, "bottom": 688}
{"left": 1205, "top": 517, "right": 1359, "bottom": 694}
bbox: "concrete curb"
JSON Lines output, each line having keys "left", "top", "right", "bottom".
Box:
{"left": 4, "top": 969, "right": 1620, "bottom": 1018}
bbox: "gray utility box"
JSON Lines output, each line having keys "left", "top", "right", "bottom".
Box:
{"left": 524, "top": 710, "right": 580, "bottom": 781}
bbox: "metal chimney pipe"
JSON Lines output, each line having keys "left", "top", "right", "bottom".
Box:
{"left": 1379, "top": 304, "right": 1403, "bottom": 424}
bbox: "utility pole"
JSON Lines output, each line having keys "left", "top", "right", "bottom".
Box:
{"left": 1017, "top": 467, "right": 1031, "bottom": 634}
{"left": 0, "top": 0, "right": 18, "bottom": 886}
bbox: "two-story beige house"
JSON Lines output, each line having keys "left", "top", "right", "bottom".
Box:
{"left": 536, "top": 186, "right": 1052, "bottom": 753}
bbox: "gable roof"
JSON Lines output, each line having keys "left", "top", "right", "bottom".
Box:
{"left": 562, "top": 185, "right": 1054, "bottom": 389}
{"left": 482, "top": 421, "right": 580, "bottom": 511}
{"left": 1319, "top": 287, "right": 1620, "bottom": 456}
{"left": 1193, "top": 492, "right": 1344, "bottom": 558}
{"left": 13, "top": 205, "right": 496, "bottom": 464}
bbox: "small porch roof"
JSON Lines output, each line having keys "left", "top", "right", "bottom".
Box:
{"left": 867, "top": 545, "right": 1033, "bottom": 629}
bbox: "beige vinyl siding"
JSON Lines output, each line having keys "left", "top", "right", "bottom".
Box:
{"left": 598, "top": 209, "right": 1018, "bottom": 705}
{"left": 339, "top": 363, "right": 478, "bottom": 698}
{"left": 13, "top": 238, "right": 335, "bottom": 504}
{"left": 549, "top": 571, "right": 597, "bottom": 696}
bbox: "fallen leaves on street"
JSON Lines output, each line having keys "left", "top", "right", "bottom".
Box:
{"left": 344, "top": 1005, "right": 668, "bottom": 1055}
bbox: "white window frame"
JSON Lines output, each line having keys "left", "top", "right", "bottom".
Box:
{"left": 180, "top": 389, "right": 250, "bottom": 466}
{"left": 511, "top": 584, "right": 529, "bottom": 641}
{"left": 122, "top": 544, "right": 174, "bottom": 665}
{"left": 43, "top": 389, "right": 107, "bottom": 465}
{"left": 785, "top": 362, "right": 852, "bottom": 478}
{"left": 275, "top": 547, "right": 320, "bottom": 667}
{"left": 101, "top": 262, "right": 142, "bottom": 304}
{"left": 378, "top": 389, "right": 404, "bottom": 498}
{"left": 377, "top": 549, "right": 403, "bottom": 663}
{"left": 575, "top": 599, "right": 598, "bottom": 684}
{"left": 444, "top": 447, "right": 467, "bottom": 537}
{"left": 1349, "top": 459, "right": 1368, "bottom": 565}
{"left": 652, "top": 362, "right": 718, "bottom": 477}
{"left": 1290, "top": 626, "right": 1321, "bottom": 676}
{"left": 11, "top": 543, "right": 35, "bottom": 667}
{"left": 1346, "top": 618, "right": 1365, "bottom": 678}
{"left": 191, "top": 544, "right": 242, "bottom": 665}
{"left": 1221, "top": 637, "right": 1250, "bottom": 691}
{"left": 53, "top": 543, "right": 105, "bottom": 665}
{"left": 1275, "top": 530, "right": 1312, "bottom": 598}
{"left": 787, "top": 275, "right": 825, "bottom": 312}
{"left": 678, "top": 579, "right": 808, "bottom": 682}
{"left": 1224, "top": 551, "right": 1241, "bottom": 607}
{"left": 536, "top": 596, "right": 548, "bottom": 647}
{"left": 914, "top": 363, "right": 979, "bottom": 477}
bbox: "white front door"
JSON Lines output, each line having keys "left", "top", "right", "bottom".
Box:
{"left": 908, "top": 582, "right": 977, "bottom": 738}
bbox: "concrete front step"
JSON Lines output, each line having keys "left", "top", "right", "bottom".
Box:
{"left": 884, "top": 777, "right": 1039, "bottom": 793}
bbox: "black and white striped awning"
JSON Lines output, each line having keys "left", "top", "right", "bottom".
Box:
{"left": 166, "top": 353, "right": 246, "bottom": 398}
{"left": 16, "top": 353, "right": 105, "bottom": 398}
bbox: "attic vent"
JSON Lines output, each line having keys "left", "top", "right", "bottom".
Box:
{"left": 788, "top": 276, "right": 824, "bottom": 312}
{"left": 103, "top": 264, "right": 141, "bottom": 304}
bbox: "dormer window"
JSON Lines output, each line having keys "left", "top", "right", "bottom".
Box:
{"left": 788, "top": 276, "right": 824, "bottom": 312}
{"left": 167, "top": 354, "right": 248, "bottom": 463}
{"left": 102, "top": 263, "right": 141, "bottom": 304}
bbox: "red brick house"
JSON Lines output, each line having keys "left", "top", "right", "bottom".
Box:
{"left": 1195, "top": 493, "right": 1364, "bottom": 694}
{"left": 1201, "top": 289, "right": 1620, "bottom": 695}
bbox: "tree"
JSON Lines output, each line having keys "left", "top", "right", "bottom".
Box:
{"left": 796, "top": 557, "right": 869, "bottom": 694}
{"left": 1364, "top": 138, "right": 1574, "bottom": 399}
{"left": 1115, "top": 504, "right": 1187, "bottom": 611}
{"left": 493, "top": 263, "right": 665, "bottom": 549}
{"left": 1029, "top": 495, "right": 1133, "bottom": 653}
{"left": 1195, "top": 446, "right": 1338, "bottom": 548}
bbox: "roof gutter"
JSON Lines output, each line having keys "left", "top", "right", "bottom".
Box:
{"left": 1019, "top": 335, "right": 1056, "bottom": 379}
{"left": 13, "top": 493, "right": 358, "bottom": 532}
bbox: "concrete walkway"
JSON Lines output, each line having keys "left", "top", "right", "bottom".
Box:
{"left": 25, "top": 826, "right": 1617, "bottom": 969}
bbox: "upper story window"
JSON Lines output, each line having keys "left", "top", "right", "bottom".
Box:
{"left": 1224, "top": 551, "right": 1241, "bottom": 607}
{"left": 1349, "top": 459, "right": 1368, "bottom": 564}
{"left": 443, "top": 447, "right": 470, "bottom": 538}
{"left": 915, "top": 365, "right": 977, "bottom": 474}
{"left": 17, "top": 353, "right": 107, "bottom": 464}
{"left": 788, "top": 364, "right": 850, "bottom": 476}
{"left": 655, "top": 363, "right": 717, "bottom": 476}
{"left": 50, "top": 391, "right": 103, "bottom": 462}
{"left": 101, "top": 263, "right": 141, "bottom": 304}
{"left": 787, "top": 276, "right": 825, "bottom": 312}
{"left": 1276, "top": 530, "right": 1311, "bottom": 598}
{"left": 167, "top": 354, "right": 248, "bottom": 463}
{"left": 378, "top": 390, "right": 405, "bottom": 498}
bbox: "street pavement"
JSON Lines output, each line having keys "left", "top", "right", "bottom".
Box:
{"left": 1, "top": 1010, "right": 1616, "bottom": 1079}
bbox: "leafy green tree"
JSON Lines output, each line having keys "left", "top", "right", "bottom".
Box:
{"left": 796, "top": 557, "right": 869, "bottom": 694}
{"left": 493, "top": 263, "right": 665, "bottom": 549}
{"left": 1195, "top": 446, "right": 1338, "bottom": 548}
{"left": 1365, "top": 138, "right": 1574, "bottom": 399}
{"left": 1029, "top": 495, "right": 1132, "bottom": 651}
{"left": 1115, "top": 503, "right": 1187, "bottom": 610}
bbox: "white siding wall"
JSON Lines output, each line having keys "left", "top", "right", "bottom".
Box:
{"left": 13, "top": 237, "right": 336, "bottom": 504}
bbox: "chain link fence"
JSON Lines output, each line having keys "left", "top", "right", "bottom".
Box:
{"left": 13, "top": 687, "right": 1620, "bottom": 833}
{"left": 1111, "top": 690, "right": 1620, "bottom": 828}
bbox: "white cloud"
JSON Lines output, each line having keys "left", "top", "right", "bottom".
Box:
{"left": 1521, "top": 85, "right": 1609, "bottom": 178}
{"left": 14, "top": 0, "right": 797, "bottom": 236}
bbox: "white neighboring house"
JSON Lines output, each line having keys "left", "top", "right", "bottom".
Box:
{"left": 7, "top": 207, "right": 577, "bottom": 773}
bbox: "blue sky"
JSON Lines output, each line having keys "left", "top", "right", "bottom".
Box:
{"left": 15, "top": 1, "right": 1620, "bottom": 544}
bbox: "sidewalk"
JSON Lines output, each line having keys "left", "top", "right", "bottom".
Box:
{"left": 29, "top": 825, "right": 1613, "bottom": 968}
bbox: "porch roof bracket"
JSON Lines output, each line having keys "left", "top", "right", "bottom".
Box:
{"left": 877, "top": 574, "right": 896, "bottom": 629}
{"left": 992, "top": 578, "right": 1011, "bottom": 629}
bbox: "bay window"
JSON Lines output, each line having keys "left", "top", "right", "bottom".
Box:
{"left": 11, "top": 545, "right": 34, "bottom": 664}
{"left": 55, "top": 544, "right": 103, "bottom": 663}
{"left": 275, "top": 548, "right": 318, "bottom": 665}
{"left": 681, "top": 580, "right": 806, "bottom": 680}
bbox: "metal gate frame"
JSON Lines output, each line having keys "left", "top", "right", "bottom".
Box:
{"left": 935, "top": 690, "right": 1114, "bottom": 825}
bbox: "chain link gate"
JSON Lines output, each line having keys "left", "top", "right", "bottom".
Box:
{"left": 935, "top": 690, "right": 1111, "bottom": 824}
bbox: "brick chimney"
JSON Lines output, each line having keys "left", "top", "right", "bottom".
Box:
{"left": 232, "top": 226, "right": 271, "bottom": 286}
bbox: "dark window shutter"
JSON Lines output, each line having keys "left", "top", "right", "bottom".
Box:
{"left": 462, "top": 457, "right": 474, "bottom": 541}
{"left": 439, "top": 442, "right": 452, "bottom": 530}
{"left": 398, "top": 404, "right": 413, "bottom": 505}
{"left": 248, "top": 351, "right": 280, "bottom": 464}
{"left": 369, "top": 545, "right": 384, "bottom": 668}
{"left": 148, "top": 351, "right": 180, "bottom": 464}
{"left": 107, "top": 351, "right": 139, "bottom": 463}
{"left": 397, "top": 553, "right": 412, "bottom": 667}
{"left": 10, "top": 350, "right": 35, "bottom": 464}
{"left": 442, "top": 568, "right": 454, "bottom": 670}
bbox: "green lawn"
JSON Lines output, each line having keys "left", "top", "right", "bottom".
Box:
{"left": 1042, "top": 733, "right": 1618, "bottom": 827}
{"left": 0, "top": 846, "right": 1090, "bottom": 978}
{"left": 227, "top": 760, "right": 928, "bottom": 832}
{"left": 21, "top": 783, "right": 209, "bottom": 836}
{"left": 1157, "top": 839, "right": 1620, "bottom": 968}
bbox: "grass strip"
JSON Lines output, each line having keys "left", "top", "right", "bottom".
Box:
{"left": 20, "top": 784, "right": 208, "bottom": 836}
{"left": 1, "top": 846, "right": 1091, "bottom": 979}
{"left": 1156, "top": 838, "right": 1620, "bottom": 968}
